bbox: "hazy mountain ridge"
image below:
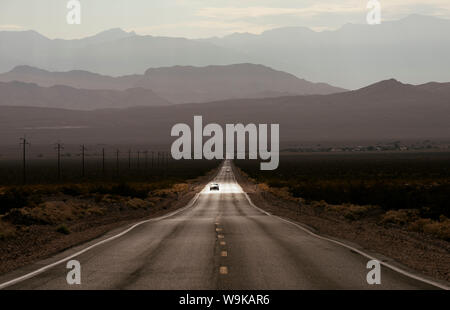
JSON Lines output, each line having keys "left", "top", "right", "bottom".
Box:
{"left": 0, "top": 64, "right": 346, "bottom": 104}
{"left": 1, "top": 15, "right": 449, "bottom": 89}
{"left": 0, "top": 81, "right": 170, "bottom": 110}
{"left": 201, "top": 15, "right": 450, "bottom": 89}
{"left": 0, "top": 28, "right": 249, "bottom": 76}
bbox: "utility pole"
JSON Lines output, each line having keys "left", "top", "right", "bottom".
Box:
{"left": 116, "top": 149, "right": 120, "bottom": 176}
{"left": 55, "top": 142, "right": 64, "bottom": 181}
{"left": 144, "top": 150, "right": 148, "bottom": 169}
{"left": 102, "top": 147, "right": 106, "bottom": 176}
{"left": 80, "top": 144, "right": 86, "bottom": 178}
{"left": 151, "top": 151, "right": 154, "bottom": 168}
{"left": 137, "top": 150, "right": 140, "bottom": 169}
{"left": 128, "top": 149, "right": 131, "bottom": 169}
{"left": 20, "top": 136, "right": 29, "bottom": 184}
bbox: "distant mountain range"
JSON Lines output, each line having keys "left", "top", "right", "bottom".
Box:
{"left": 0, "top": 81, "right": 169, "bottom": 110}
{"left": 201, "top": 15, "right": 450, "bottom": 89}
{"left": 1, "top": 15, "right": 449, "bottom": 89}
{"left": 0, "top": 64, "right": 345, "bottom": 105}
{"left": 0, "top": 14, "right": 448, "bottom": 145}
{"left": 0, "top": 79, "right": 449, "bottom": 145}
{"left": 0, "top": 28, "right": 248, "bottom": 77}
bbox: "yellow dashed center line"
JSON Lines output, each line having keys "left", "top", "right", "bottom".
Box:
{"left": 216, "top": 221, "right": 228, "bottom": 266}
{"left": 219, "top": 266, "right": 228, "bottom": 275}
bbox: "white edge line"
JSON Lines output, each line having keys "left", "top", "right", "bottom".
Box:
{"left": 234, "top": 172, "right": 449, "bottom": 290}
{"left": 0, "top": 191, "right": 203, "bottom": 290}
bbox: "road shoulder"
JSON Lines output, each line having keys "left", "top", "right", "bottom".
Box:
{"left": 232, "top": 163, "right": 450, "bottom": 287}
{"left": 0, "top": 168, "right": 218, "bottom": 277}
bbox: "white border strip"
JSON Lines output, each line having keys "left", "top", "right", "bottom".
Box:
{"left": 0, "top": 191, "right": 203, "bottom": 289}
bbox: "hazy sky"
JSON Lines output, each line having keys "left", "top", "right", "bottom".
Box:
{"left": 1, "top": 0, "right": 450, "bottom": 39}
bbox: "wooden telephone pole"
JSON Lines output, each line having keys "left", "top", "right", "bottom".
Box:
{"left": 144, "top": 150, "right": 148, "bottom": 169}
{"left": 80, "top": 144, "right": 86, "bottom": 178}
{"left": 116, "top": 149, "right": 120, "bottom": 176}
{"left": 55, "top": 142, "right": 64, "bottom": 180}
{"left": 102, "top": 147, "right": 106, "bottom": 176}
{"left": 20, "top": 136, "right": 29, "bottom": 184}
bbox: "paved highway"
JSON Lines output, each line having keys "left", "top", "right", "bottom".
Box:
{"left": 0, "top": 161, "right": 442, "bottom": 289}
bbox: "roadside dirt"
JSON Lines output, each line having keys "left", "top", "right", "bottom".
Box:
{"left": 233, "top": 165, "right": 450, "bottom": 285}
{"left": 0, "top": 169, "right": 216, "bottom": 276}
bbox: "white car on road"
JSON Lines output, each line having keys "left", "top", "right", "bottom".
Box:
{"left": 209, "top": 183, "right": 220, "bottom": 191}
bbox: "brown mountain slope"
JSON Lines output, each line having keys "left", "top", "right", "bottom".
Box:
{"left": 0, "top": 79, "right": 448, "bottom": 145}
{"left": 0, "top": 81, "right": 170, "bottom": 110}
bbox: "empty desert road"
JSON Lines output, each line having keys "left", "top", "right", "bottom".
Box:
{"left": 0, "top": 161, "right": 444, "bottom": 290}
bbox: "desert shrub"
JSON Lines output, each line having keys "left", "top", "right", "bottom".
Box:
{"left": 380, "top": 209, "right": 419, "bottom": 226}
{"left": 61, "top": 185, "right": 83, "bottom": 196}
{"left": 258, "top": 183, "right": 270, "bottom": 192}
{"left": 267, "top": 179, "right": 288, "bottom": 188}
{"left": 0, "top": 219, "right": 16, "bottom": 240}
{"left": 89, "top": 185, "right": 108, "bottom": 195}
{"left": 56, "top": 224, "right": 71, "bottom": 235}
{"left": 326, "top": 204, "right": 375, "bottom": 221}
{"left": 125, "top": 198, "right": 148, "bottom": 209}
{"left": 171, "top": 183, "right": 189, "bottom": 193}
{"left": 94, "top": 194, "right": 103, "bottom": 203}
{"left": 311, "top": 200, "right": 328, "bottom": 210}
{"left": 110, "top": 183, "right": 148, "bottom": 198}
{"left": 408, "top": 218, "right": 433, "bottom": 232}
{"left": 3, "top": 200, "right": 82, "bottom": 225}
{"left": 0, "top": 188, "right": 30, "bottom": 214}
{"left": 409, "top": 217, "right": 450, "bottom": 241}
{"left": 3, "top": 209, "right": 50, "bottom": 225}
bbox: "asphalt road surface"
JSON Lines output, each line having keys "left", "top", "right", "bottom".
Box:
{"left": 0, "top": 161, "right": 442, "bottom": 289}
